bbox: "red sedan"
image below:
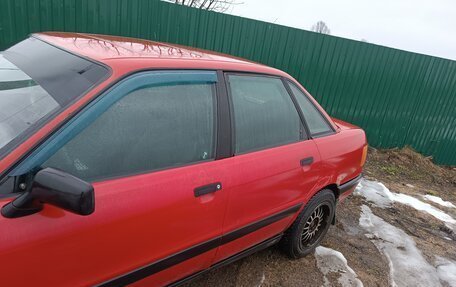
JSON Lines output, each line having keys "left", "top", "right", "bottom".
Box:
{"left": 0, "top": 33, "right": 367, "bottom": 286}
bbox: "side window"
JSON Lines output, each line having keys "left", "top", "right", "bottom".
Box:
{"left": 41, "top": 72, "right": 216, "bottom": 182}
{"left": 227, "top": 74, "right": 302, "bottom": 154}
{"left": 288, "top": 82, "right": 333, "bottom": 136}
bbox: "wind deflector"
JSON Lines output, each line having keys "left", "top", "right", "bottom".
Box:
{"left": 10, "top": 70, "right": 218, "bottom": 177}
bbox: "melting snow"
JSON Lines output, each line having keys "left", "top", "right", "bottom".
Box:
{"left": 315, "top": 246, "right": 363, "bottom": 287}
{"left": 435, "top": 257, "right": 456, "bottom": 287}
{"left": 354, "top": 179, "right": 456, "bottom": 286}
{"left": 359, "top": 205, "right": 442, "bottom": 286}
{"left": 423, "top": 194, "right": 456, "bottom": 209}
{"left": 355, "top": 179, "right": 456, "bottom": 231}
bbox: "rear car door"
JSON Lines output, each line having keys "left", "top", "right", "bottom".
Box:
{"left": 286, "top": 80, "right": 364, "bottom": 200}
{"left": 0, "top": 70, "right": 229, "bottom": 286}
{"left": 213, "top": 74, "right": 322, "bottom": 262}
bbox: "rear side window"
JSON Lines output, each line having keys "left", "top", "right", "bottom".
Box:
{"left": 40, "top": 72, "right": 216, "bottom": 182}
{"left": 288, "top": 82, "right": 333, "bottom": 136}
{"left": 227, "top": 74, "right": 302, "bottom": 154}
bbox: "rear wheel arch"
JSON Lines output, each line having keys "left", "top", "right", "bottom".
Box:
{"left": 320, "top": 184, "right": 339, "bottom": 225}
{"left": 324, "top": 183, "right": 340, "bottom": 200}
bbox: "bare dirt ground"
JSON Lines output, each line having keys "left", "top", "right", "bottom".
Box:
{"left": 184, "top": 147, "right": 456, "bottom": 287}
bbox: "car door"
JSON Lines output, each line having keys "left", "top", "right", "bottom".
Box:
{"left": 213, "top": 74, "right": 322, "bottom": 262}
{"left": 0, "top": 70, "right": 229, "bottom": 287}
{"left": 286, "top": 80, "right": 364, "bottom": 201}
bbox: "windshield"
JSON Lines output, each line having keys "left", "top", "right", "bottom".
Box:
{"left": 0, "top": 37, "right": 109, "bottom": 159}
{"left": 0, "top": 54, "right": 59, "bottom": 149}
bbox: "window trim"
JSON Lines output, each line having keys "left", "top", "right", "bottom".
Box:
{"left": 281, "top": 77, "right": 312, "bottom": 140}
{"left": 215, "top": 70, "right": 233, "bottom": 159}
{"left": 284, "top": 80, "right": 336, "bottom": 138}
{"left": 224, "top": 72, "right": 308, "bottom": 155}
{"left": 9, "top": 70, "right": 220, "bottom": 183}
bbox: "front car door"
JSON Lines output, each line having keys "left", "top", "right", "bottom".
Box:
{"left": 0, "top": 70, "right": 229, "bottom": 286}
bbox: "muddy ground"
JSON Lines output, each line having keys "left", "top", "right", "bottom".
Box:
{"left": 184, "top": 147, "right": 456, "bottom": 287}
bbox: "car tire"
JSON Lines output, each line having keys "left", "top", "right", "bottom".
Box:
{"left": 281, "top": 189, "right": 336, "bottom": 259}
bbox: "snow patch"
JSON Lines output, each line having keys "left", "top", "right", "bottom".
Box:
{"left": 423, "top": 194, "right": 456, "bottom": 209}
{"left": 354, "top": 179, "right": 392, "bottom": 208}
{"left": 315, "top": 246, "right": 363, "bottom": 287}
{"left": 435, "top": 257, "right": 456, "bottom": 287}
{"left": 359, "top": 205, "right": 441, "bottom": 286}
{"left": 355, "top": 179, "right": 456, "bottom": 231}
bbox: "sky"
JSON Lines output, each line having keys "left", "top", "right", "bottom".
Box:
{"left": 228, "top": 0, "right": 456, "bottom": 61}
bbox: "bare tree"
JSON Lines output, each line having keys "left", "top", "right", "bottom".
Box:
{"left": 166, "top": 0, "right": 240, "bottom": 12}
{"left": 311, "top": 21, "right": 330, "bottom": 35}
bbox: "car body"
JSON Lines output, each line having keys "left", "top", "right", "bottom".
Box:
{"left": 0, "top": 33, "right": 367, "bottom": 286}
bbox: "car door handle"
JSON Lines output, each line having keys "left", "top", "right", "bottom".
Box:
{"left": 300, "top": 157, "right": 314, "bottom": 166}
{"left": 194, "top": 182, "right": 222, "bottom": 197}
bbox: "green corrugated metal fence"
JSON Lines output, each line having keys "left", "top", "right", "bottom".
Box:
{"left": 1, "top": 0, "right": 455, "bottom": 164}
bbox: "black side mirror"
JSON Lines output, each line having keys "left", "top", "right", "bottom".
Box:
{"left": 1, "top": 168, "right": 94, "bottom": 218}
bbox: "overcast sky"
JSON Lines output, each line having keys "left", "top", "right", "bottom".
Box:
{"left": 228, "top": 0, "right": 456, "bottom": 61}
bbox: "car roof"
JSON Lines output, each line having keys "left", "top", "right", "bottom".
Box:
{"left": 35, "top": 32, "right": 288, "bottom": 77}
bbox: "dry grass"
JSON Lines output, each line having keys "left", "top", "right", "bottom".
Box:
{"left": 364, "top": 146, "right": 456, "bottom": 188}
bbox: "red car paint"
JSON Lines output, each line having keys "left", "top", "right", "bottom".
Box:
{"left": 0, "top": 33, "right": 366, "bottom": 286}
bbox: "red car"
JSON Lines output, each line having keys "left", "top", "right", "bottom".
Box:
{"left": 0, "top": 33, "right": 367, "bottom": 286}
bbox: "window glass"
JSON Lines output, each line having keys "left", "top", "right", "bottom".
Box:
{"left": 228, "top": 75, "right": 301, "bottom": 153}
{"left": 0, "top": 38, "right": 109, "bottom": 158}
{"left": 0, "top": 54, "right": 59, "bottom": 150}
{"left": 288, "top": 82, "right": 333, "bottom": 136}
{"left": 42, "top": 81, "right": 216, "bottom": 182}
